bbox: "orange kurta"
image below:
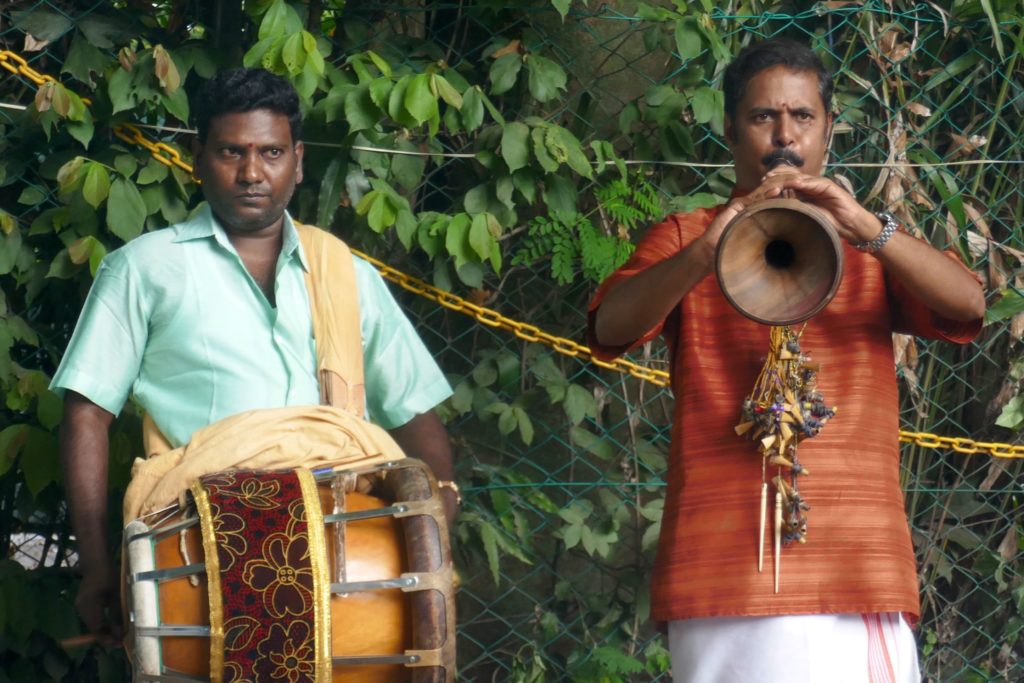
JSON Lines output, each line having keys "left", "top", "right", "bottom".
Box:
{"left": 588, "top": 206, "right": 980, "bottom": 623}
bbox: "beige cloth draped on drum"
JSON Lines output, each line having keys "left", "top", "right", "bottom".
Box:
{"left": 122, "top": 223, "right": 405, "bottom": 522}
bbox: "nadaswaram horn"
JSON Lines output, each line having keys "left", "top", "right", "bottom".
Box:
{"left": 715, "top": 197, "right": 844, "bottom": 326}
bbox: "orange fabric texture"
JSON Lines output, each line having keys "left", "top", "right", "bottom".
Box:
{"left": 587, "top": 206, "right": 981, "bottom": 623}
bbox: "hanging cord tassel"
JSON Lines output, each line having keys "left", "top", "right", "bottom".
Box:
{"left": 758, "top": 480, "right": 767, "bottom": 573}
{"left": 774, "top": 490, "right": 783, "bottom": 593}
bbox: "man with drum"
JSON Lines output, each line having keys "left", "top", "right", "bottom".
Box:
{"left": 588, "top": 38, "right": 984, "bottom": 682}
{"left": 52, "top": 68, "right": 458, "bottom": 649}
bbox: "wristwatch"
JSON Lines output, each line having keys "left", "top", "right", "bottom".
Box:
{"left": 854, "top": 211, "right": 899, "bottom": 253}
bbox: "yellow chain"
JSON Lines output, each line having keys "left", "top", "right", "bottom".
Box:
{"left": 0, "top": 50, "right": 55, "bottom": 86}
{"left": 4, "top": 49, "right": 1021, "bottom": 459}
{"left": 111, "top": 123, "right": 195, "bottom": 175}
{"left": 353, "top": 251, "right": 674, "bottom": 385}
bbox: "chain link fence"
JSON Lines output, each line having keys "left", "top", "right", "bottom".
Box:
{"left": 1, "top": 1, "right": 1022, "bottom": 681}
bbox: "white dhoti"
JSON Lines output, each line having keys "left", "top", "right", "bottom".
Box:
{"left": 668, "top": 613, "right": 920, "bottom": 683}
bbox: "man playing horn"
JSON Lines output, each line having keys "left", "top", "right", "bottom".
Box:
{"left": 588, "top": 38, "right": 984, "bottom": 682}
{"left": 52, "top": 67, "right": 458, "bottom": 646}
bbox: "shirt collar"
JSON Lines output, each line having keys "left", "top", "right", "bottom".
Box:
{"left": 170, "top": 204, "right": 310, "bottom": 272}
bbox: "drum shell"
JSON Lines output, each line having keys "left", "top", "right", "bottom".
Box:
{"left": 129, "top": 462, "right": 453, "bottom": 682}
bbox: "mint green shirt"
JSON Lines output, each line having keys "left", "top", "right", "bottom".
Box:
{"left": 51, "top": 204, "right": 451, "bottom": 448}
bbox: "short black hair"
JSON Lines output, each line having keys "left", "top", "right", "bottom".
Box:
{"left": 722, "top": 38, "right": 833, "bottom": 120}
{"left": 192, "top": 67, "right": 302, "bottom": 143}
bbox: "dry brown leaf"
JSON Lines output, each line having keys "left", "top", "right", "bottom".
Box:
{"left": 879, "top": 27, "right": 911, "bottom": 63}
{"left": 492, "top": 40, "right": 522, "bottom": 59}
{"left": 979, "top": 460, "right": 1006, "bottom": 492}
{"left": 948, "top": 133, "right": 988, "bottom": 159}
{"left": 997, "top": 525, "right": 1018, "bottom": 563}
{"left": 964, "top": 230, "right": 988, "bottom": 261}
{"left": 906, "top": 102, "right": 932, "bottom": 118}
{"left": 23, "top": 34, "right": 49, "bottom": 52}
{"left": 119, "top": 47, "right": 136, "bottom": 72}
{"left": 1011, "top": 313, "right": 1024, "bottom": 341}
{"left": 468, "top": 288, "right": 492, "bottom": 306}
{"left": 893, "top": 333, "right": 918, "bottom": 370}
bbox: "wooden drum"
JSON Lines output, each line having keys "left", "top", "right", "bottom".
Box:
{"left": 124, "top": 459, "right": 455, "bottom": 682}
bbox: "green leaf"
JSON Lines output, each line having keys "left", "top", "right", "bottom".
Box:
{"left": 514, "top": 405, "right": 534, "bottom": 445}
{"left": 316, "top": 156, "right": 346, "bottom": 229}
{"left": 259, "top": 0, "right": 288, "bottom": 39}
{"left": 67, "top": 109, "right": 95, "bottom": 148}
{"left": 404, "top": 73, "right": 438, "bottom": 126}
{"left": 12, "top": 8, "right": 73, "bottom": 41}
{"left": 21, "top": 428, "right": 60, "bottom": 497}
{"left": 114, "top": 154, "right": 139, "bottom": 178}
{"left": 282, "top": 32, "right": 304, "bottom": 74}
{"left": 489, "top": 54, "right": 522, "bottom": 95}
{"left": 995, "top": 397, "right": 1024, "bottom": 430}
{"left": 17, "top": 187, "right": 47, "bottom": 207}
{"left": 460, "top": 86, "right": 485, "bottom": 132}
{"left": 450, "top": 381, "right": 473, "bottom": 415}
{"left": 77, "top": 13, "right": 135, "bottom": 49}
{"left": 516, "top": 168, "right": 540, "bottom": 205}
{"left": 161, "top": 87, "right": 190, "bottom": 123}
{"left": 546, "top": 126, "right": 592, "bottom": 178}
{"left": 570, "top": 425, "right": 614, "bottom": 460}
{"left": 674, "top": 16, "right": 703, "bottom": 60}
{"left": 303, "top": 32, "right": 325, "bottom": 77}
{"left": 368, "top": 77, "right": 393, "bottom": 110}
{"left": 395, "top": 209, "right": 417, "bottom": 251}
{"left": 0, "top": 425, "right": 29, "bottom": 477}
{"left": 0, "top": 211, "right": 14, "bottom": 236}
{"left": 661, "top": 120, "right": 695, "bottom": 161}
{"left": 564, "top": 384, "right": 596, "bottom": 425}
{"left": 985, "top": 289, "right": 1024, "bottom": 325}
{"left": 344, "top": 84, "right": 380, "bottom": 132}
{"left": 445, "top": 213, "right": 472, "bottom": 266}
{"left": 542, "top": 174, "right": 577, "bottom": 218}
{"left": 531, "top": 127, "right": 559, "bottom": 173}
{"left": 690, "top": 86, "right": 719, "bottom": 124}
{"left": 82, "top": 163, "right": 111, "bottom": 209}
{"left": 552, "top": 0, "right": 572, "bottom": 19}
{"left": 525, "top": 54, "right": 567, "bottom": 103}
{"left": 390, "top": 140, "right": 426, "bottom": 191}
{"left": 36, "top": 391, "right": 63, "bottom": 431}
{"left": 365, "top": 50, "right": 392, "bottom": 78}
{"left": 106, "top": 178, "right": 146, "bottom": 241}
{"left": 501, "top": 122, "right": 531, "bottom": 173}
{"left": 432, "top": 73, "right": 463, "bottom": 109}
{"left": 469, "top": 213, "right": 492, "bottom": 260}
{"left": 923, "top": 52, "right": 982, "bottom": 92}
{"left": 479, "top": 521, "right": 502, "bottom": 584}
{"left": 62, "top": 30, "right": 107, "bottom": 87}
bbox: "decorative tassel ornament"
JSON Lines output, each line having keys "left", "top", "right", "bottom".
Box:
{"left": 735, "top": 325, "right": 837, "bottom": 589}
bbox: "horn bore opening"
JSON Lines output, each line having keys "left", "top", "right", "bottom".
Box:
{"left": 764, "top": 239, "right": 796, "bottom": 269}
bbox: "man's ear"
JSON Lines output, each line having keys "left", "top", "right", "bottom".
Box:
{"left": 294, "top": 141, "right": 304, "bottom": 184}
{"left": 724, "top": 116, "right": 735, "bottom": 146}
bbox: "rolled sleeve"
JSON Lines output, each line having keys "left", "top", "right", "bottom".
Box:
{"left": 587, "top": 209, "right": 717, "bottom": 360}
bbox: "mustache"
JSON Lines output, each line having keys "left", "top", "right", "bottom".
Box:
{"left": 762, "top": 148, "right": 805, "bottom": 169}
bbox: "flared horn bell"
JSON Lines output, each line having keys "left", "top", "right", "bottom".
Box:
{"left": 715, "top": 198, "right": 844, "bottom": 326}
